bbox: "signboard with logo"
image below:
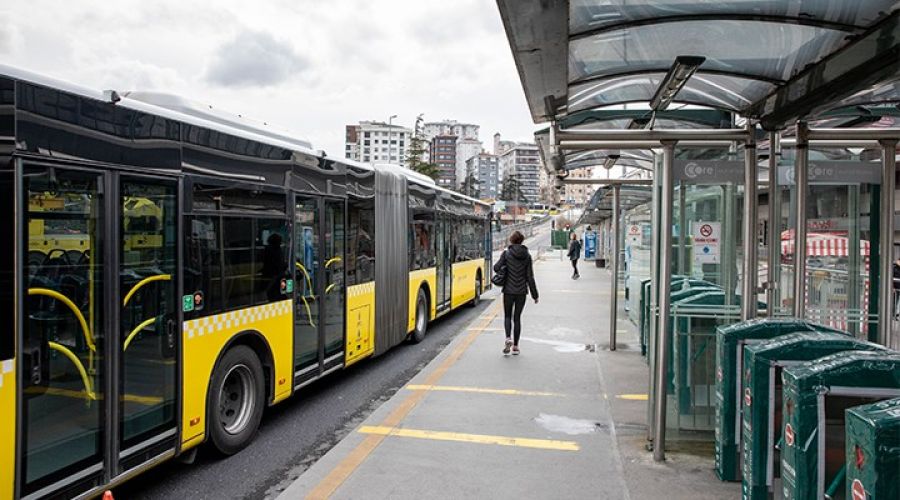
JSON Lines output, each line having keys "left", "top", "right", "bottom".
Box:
{"left": 626, "top": 224, "right": 642, "bottom": 246}
{"left": 674, "top": 160, "right": 744, "bottom": 184}
{"left": 692, "top": 221, "right": 721, "bottom": 264}
{"left": 778, "top": 161, "right": 881, "bottom": 186}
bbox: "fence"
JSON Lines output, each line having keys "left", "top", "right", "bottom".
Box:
{"left": 491, "top": 216, "right": 550, "bottom": 250}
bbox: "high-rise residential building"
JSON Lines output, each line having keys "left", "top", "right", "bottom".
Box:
{"left": 344, "top": 121, "right": 412, "bottom": 166}
{"left": 564, "top": 167, "right": 594, "bottom": 206}
{"left": 455, "top": 138, "right": 483, "bottom": 189}
{"left": 423, "top": 120, "right": 479, "bottom": 141}
{"left": 430, "top": 135, "right": 458, "bottom": 188}
{"left": 498, "top": 142, "right": 541, "bottom": 204}
{"left": 466, "top": 153, "right": 500, "bottom": 200}
{"left": 422, "top": 120, "right": 482, "bottom": 189}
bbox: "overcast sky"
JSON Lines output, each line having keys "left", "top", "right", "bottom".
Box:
{"left": 0, "top": 0, "right": 537, "bottom": 156}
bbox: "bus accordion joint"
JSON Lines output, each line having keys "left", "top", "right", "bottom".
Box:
{"left": 124, "top": 316, "right": 161, "bottom": 351}
{"left": 28, "top": 287, "right": 96, "bottom": 353}
{"left": 123, "top": 274, "right": 173, "bottom": 307}
{"left": 47, "top": 341, "right": 96, "bottom": 403}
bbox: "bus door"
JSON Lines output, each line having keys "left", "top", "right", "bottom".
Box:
{"left": 435, "top": 216, "right": 452, "bottom": 312}
{"left": 293, "top": 195, "right": 321, "bottom": 387}
{"left": 19, "top": 164, "right": 178, "bottom": 497}
{"left": 117, "top": 176, "right": 178, "bottom": 472}
{"left": 322, "top": 199, "right": 345, "bottom": 372}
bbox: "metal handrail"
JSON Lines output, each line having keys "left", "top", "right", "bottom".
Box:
{"left": 47, "top": 341, "right": 95, "bottom": 401}
{"left": 122, "top": 274, "right": 172, "bottom": 307}
{"left": 28, "top": 288, "right": 95, "bottom": 353}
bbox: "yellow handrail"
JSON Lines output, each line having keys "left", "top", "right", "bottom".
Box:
{"left": 325, "top": 283, "right": 336, "bottom": 294}
{"left": 48, "top": 341, "right": 96, "bottom": 401}
{"left": 300, "top": 296, "right": 316, "bottom": 327}
{"left": 28, "top": 288, "right": 95, "bottom": 353}
{"left": 123, "top": 274, "right": 172, "bottom": 306}
{"left": 295, "top": 262, "right": 313, "bottom": 291}
{"left": 325, "top": 256, "right": 342, "bottom": 268}
{"left": 123, "top": 316, "right": 158, "bottom": 351}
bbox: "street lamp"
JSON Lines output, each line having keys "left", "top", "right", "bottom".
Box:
{"left": 388, "top": 114, "right": 398, "bottom": 164}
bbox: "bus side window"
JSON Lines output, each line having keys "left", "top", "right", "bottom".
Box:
{"left": 185, "top": 216, "right": 222, "bottom": 315}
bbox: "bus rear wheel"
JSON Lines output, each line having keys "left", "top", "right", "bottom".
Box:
{"left": 471, "top": 275, "right": 482, "bottom": 307}
{"left": 410, "top": 288, "right": 428, "bottom": 343}
{"left": 208, "top": 345, "right": 265, "bottom": 455}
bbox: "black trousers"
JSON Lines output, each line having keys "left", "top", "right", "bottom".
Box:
{"left": 503, "top": 293, "right": 527, "bottom": 345}
{"left": 571, "top": 258, "right": 579, "bottom": 275}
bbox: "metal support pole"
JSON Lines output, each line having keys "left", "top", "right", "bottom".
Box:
{"left": 793, "top": 122, "right": 809, "bottom": 318}
{"left": 653, "top": 141, "right": 676, "bottom": 461}
{"left": 767, "top": 131, "right": 780, "bottom": 316}
{"left": 609, "top": 185, "right": 620, "bottom": 351}
{"left": 742, "top": 124, "right": 758, "bottom": 320}
{"left": 878, "top": 139, "right": 897, "bottom": 348}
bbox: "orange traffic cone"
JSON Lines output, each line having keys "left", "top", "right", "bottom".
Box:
{"left": 103, "top": 491, "right": 114, "bottom": 500}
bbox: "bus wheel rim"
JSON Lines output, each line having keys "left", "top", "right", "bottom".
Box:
{"left": 220, "top": 363, "right": 255, "bottom": 435}
{"left": 416, "top": 298, "right": 426, "bottom": 332}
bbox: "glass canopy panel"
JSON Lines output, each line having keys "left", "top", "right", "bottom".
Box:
{"left": 568, "top": 72, "right": 777, "bottom": 113}
{"left": 828, "top": 79, "right": 900, "bottom": 109}
{"left": 569, "top": 20, "right": 849, "bottom": 84}
{"left": 569, "top": 0, "right": 897, "bottom": 35}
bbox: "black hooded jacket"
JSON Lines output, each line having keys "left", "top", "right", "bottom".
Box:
{"left": 494, "top": 244, "right": 538, "bottom": 299}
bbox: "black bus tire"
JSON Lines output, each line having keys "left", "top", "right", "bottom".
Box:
{"left": 207, "top": 345, "right": 265, "bottom": 455}
{"left": 410, "top": 288, "right": 428, "bottom": 343}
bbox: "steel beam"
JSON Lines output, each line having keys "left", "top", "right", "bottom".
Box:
{"left": 562, "top": 178, "right": 653, "bottom": 185}
{"left": 742, "top": 124, "right": 758, "bottom": 320}
{"left": 609, "top": 185, "right": 620, "bottom": 351}
{"left": 792, "top": 122, "right": 809, "bottom": 318}
{"left": 878, "top": 139, "right": 897, "bottom": 348}
{"left": 766, "top": 131, "right": 780, "bottom": 316}
{"left": 556, "top": 128, "right": 749, "bottom": 142}
{"left": 653, "top": 141, "right": 676, "bottom": 461}
{"left": 807, "top": 128, "right": 900, "bottom": 141}
{"left": 780, "top": 139, "right": 883, "bottom": 148}
{"left": 559, "top": 140, "right": 739, "bottom": 150}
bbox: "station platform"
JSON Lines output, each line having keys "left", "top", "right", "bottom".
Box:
{"left": 279, "top": 250, "right": 740, "bottom": 499}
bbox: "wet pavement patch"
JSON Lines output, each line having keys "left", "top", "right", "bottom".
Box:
{"left": 534, "top": 413, "right": 600, "bottom": 435}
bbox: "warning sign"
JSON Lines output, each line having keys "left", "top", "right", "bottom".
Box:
{"left": 851, "top": 479, "right": 866, "bottom": 500}
{"left": 693, "top": 221, "right": 721, "bottom": 264}
{"left": 626, "top": 224, "right": 642, "bottom": 246}
{"left": 785, "top": 423, "right": 795, "bottom": 447}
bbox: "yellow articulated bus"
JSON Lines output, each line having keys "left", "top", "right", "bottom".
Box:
{"left": 0, "top": 68, "right": 491, "bottom": 499}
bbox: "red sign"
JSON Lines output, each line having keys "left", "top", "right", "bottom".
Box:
{"left": 744, "top": 388, "right": 752, "bottom": 407}
{"left": 851, "top": 479, "right": 866, "bottom": 500}
{"left": 700, "top": 224, "right": 713, "bottom": 237}
{"left": 785, "top": 423, "right": 795, "bottom": 447}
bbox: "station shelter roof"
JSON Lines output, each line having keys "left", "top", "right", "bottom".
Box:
{"left": 498, "top": 1, "right": 900, "bottom": 130}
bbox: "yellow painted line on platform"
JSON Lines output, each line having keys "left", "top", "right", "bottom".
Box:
{"left": 406, "top": 384, "right": 562, "bottom": 397}
{"left": 306, "top": 300, "right": 503, "bottom": 500}
{"left": 358, "top": 425, "right": 579, "bottom": 451}
{"left": 470, "top": 327, "right": 503, "bottom": 332}
{"left": 616, "top": 394, "right": 648, "bottom": 401}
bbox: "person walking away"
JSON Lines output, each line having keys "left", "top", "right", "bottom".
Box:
{"left": 567, "top": 231, "right": 582, "bottom": 279}
{"left": 493, "top": 231, "right": 539, "bottom": 355}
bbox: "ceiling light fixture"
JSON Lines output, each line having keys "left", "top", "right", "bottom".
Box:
{"left": 649, "top": 56, "right": 705, "bottom": 111}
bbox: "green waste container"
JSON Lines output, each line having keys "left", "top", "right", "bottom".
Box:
{"left": 740, "top": 332, "right": 884, "bottom": 500}
{"left": 845, "top": 398, "right": 900, "bottom": 500}
{"left": 781, "top": 351, "right": 900, "bottom": 500}
{"left": 714, "top": 318, "right": 848, "bottom": 482}
{"left": 640, "top": 278, "right": 718, "bottom": 360}
{"left": 666, "top": 287, "right": 723, "bottom": 396}
{"left": 550, "top": 230, "right": 569, "bottom": 249}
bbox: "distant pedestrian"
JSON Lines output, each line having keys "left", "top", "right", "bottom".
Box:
{"left": 493, "top": 230, "right": 539, "bottom": 355}
{"left": 567, "top": 231, "right": 582, "bottom": 279}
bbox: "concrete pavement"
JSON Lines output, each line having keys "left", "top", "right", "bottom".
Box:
{"left": 279, "top": 250, "right": 740, "bottom": 499}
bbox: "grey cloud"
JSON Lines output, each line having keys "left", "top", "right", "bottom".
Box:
{"left": 205, "top": 31, "right": 308, "bottom": 88}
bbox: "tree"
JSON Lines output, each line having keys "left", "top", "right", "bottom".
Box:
{"left": 500, "top": 175, "right": 525, "bottom": 202}
{"left": 459, "top": 162, "right": 480, "bottom": 198}
{"left": 405, "top": 114, "right": 439, "bottom": 180}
